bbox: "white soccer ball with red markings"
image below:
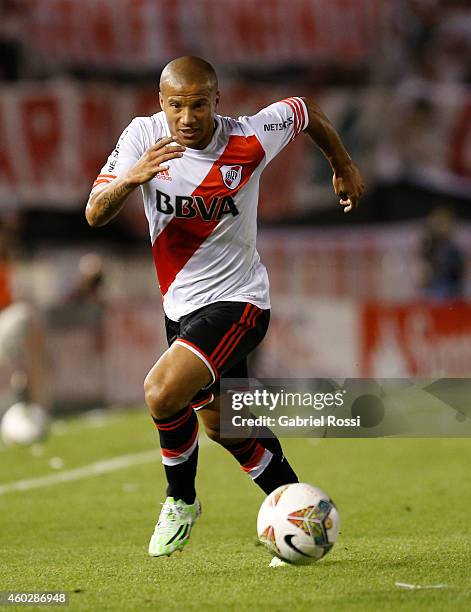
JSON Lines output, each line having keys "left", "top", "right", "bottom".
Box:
{"left": 257, "top": 482, "right": 340, "bottom": 564}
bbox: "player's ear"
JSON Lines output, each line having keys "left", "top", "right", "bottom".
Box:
{"left": 214, "top": 90, "right": 220, "bottom": 108}
{"left": 159, "top": 92, "right": 164, "bottom": 110}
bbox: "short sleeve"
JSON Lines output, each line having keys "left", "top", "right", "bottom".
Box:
{"left": 90, "top": 118, "right": 145, "bottom": 192}
{"left": 239, "top": 97, "right": 309, "bottom": 164}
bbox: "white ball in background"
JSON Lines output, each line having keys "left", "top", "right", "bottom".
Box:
{"left": 1, "top": 402, "right": 49, "bottom": 446}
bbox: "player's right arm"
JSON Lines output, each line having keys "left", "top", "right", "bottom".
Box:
{"left": 85, "top": 135, "right": 185, "bottom": 227}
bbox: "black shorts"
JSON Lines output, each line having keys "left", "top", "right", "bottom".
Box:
{"left": 165, "top": 301, "right": 270, "bottom": 410}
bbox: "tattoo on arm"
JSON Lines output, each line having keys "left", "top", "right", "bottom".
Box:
{"left": 99, "top": 182, "right": 132, "bottom": 215}
{"left": 86, "top": 179, "right": 134, "bottom": 226}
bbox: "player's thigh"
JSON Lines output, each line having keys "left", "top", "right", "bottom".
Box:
{"left": 144, "top": 342, "right": 212, "bottom": 416}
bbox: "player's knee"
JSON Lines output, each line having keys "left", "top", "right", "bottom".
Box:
{"left": 144, "top": 377, "right": 182, "bottom": 419}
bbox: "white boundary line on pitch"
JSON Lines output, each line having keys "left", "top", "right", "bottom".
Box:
{"left": 0, "top": 436, "right": 211, "bottom": 497}
{"left": 0, "top": 449, "right": 163, "bottom": 496}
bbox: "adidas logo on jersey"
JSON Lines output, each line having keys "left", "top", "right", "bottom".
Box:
{"left": 156, "top": 168, "right": 172, "bottom": 181}
{"left": 156, "top": 189, "right": 239, "bottom": 221}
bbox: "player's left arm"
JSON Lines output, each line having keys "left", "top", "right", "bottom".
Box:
{"left": 301, "top": 98, "right": 365, "bottom": 213}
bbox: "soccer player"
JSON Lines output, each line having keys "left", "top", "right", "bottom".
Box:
{"left": 86, "top": 57, "right": 364, "bottom": 558}
{"left": 0, "top": 222, "right": 49, "bottom": 414}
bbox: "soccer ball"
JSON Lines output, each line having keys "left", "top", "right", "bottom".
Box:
{"left": 0, "top": 402, "right": 49, "bottom": 446}
{"left": 257, "top": 482, "right": 339, "bottom": 564}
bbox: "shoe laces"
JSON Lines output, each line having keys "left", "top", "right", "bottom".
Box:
{"left": 157, "top": 500, "right": 185, "bottom": 528}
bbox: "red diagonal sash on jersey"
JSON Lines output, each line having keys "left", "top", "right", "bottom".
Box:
{"left": 152, "top": 135, "right": 265, "bottom": 298}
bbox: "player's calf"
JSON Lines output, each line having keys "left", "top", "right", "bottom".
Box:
{"left": 199, "top": 400, "right": 298, "bottom": 494}
{"left": 145, "top": 343, "right": 212, "bottom": 510}
{"left": 222, "top": 434, "right": 298, "bottom": 494}
{"left": 203, "top": 418, "right": 250, "bottom": 446}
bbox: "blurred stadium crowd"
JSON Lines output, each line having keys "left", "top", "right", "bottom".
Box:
{"left": 0, "top": 0, "right": 470, "bottom": 414}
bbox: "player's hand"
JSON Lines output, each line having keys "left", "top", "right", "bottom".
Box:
{"left": 125, "top": 136, "right": 185, "bottom": 187}
{"left": 332, "top": 163, "right": 364, "bottom": 213}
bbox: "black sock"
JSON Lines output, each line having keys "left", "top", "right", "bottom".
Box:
{"left": 152, "top": 406, "right": 198, "bottom": 504}
{"left": 221, "top": 424, "right": 298, "bottom": 495}
{"left": 254, "top": 425, "right": 299, "bottom": 493}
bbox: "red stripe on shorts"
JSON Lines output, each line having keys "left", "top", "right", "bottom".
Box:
{"left": 210, "top": 304, "right": 253, "bottom": 364}
{"left": 213, "top": 306, "right": 261, "bottom": 369}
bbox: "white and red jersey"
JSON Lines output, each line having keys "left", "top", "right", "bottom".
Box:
{"left": 91, "top": 97, "right": 309, "bottom": 321}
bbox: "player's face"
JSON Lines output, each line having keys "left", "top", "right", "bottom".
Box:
{"left": 160, "top": 82, "right": 219, "bottom": 149}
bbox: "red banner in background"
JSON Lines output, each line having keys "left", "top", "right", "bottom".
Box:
{"left": 21, "top": 0, "right": 385, "bottom": 70}
{"left": 361, "top": 303, "right": 471, "bottom": 377}
{"left": 1, "top": 81, "right": 470, "bottom": 219}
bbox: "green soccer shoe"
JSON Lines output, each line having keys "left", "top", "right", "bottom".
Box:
{"left": 148, "top": 496, "right": 201, "bottom": 557}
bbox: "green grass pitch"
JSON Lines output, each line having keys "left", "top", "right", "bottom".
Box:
{"left": 1, "top": 407, "right": 471, "bottom": 611}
